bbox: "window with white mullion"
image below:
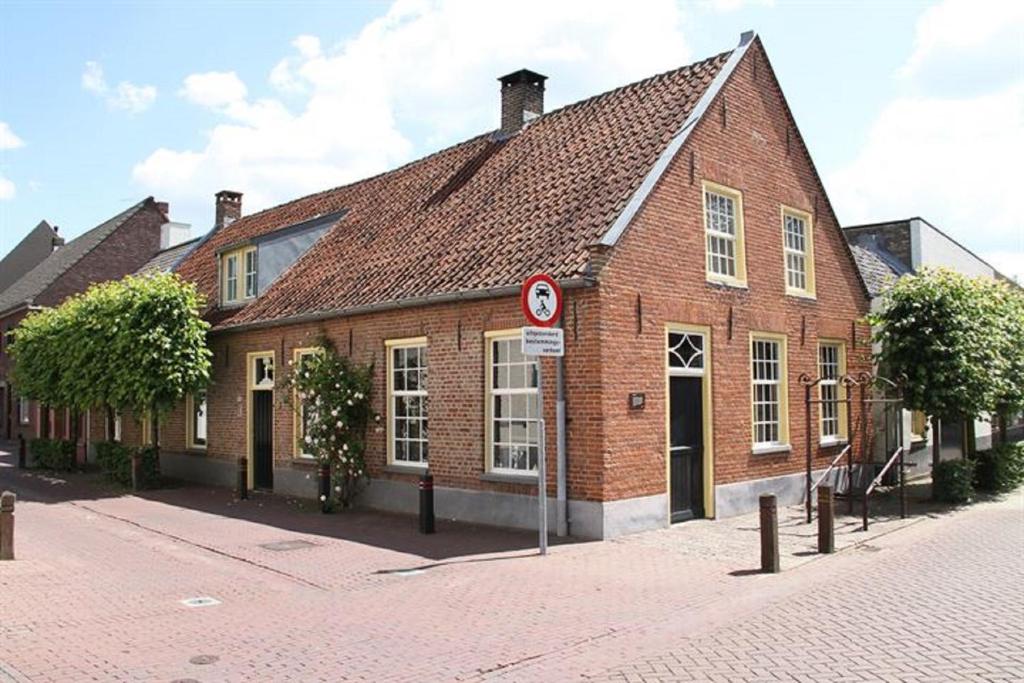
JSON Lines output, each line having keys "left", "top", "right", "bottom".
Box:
{"left": 819, "top": 343, "right": 842, "bottom": 441}
{"left": 244, "top": 250, "right": 258, "bottom": 298}
{"left": 225, "top": 254, "right": 239, "bottom": 302}
{"left": 752, "top": 339, "right": 783, "bottom": 447}
{"left": 391, "top": 345, "right": 428, "bottom": 466}
{"left": 784, "top": 213, "right": 809, "bottom": 292}
{"left": 705, "top": 191, "right": 738, "bottom": 279}
{"left": 490, "top": 336, "right": 540, "bottom": 474}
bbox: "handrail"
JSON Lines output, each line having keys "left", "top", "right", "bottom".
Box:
{"left": 865, "top": 446, "right": 903, "bottom": 497}
{"left": 810, "top": 444, "right": 851, "bottom": 494}
{"left": 862, "top": 445, "right": 906, "bottom": 531}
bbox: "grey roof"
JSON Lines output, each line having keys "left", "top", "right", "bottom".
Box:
{"left": 848, "top": 243, "right": 900, "bottom": 298}
{"left": 0, "top": 220, "right": 64, "bottom": 295}
{"left": 136, "top": 237, "right": 202, "bottom": 275}
{"left": 0, "top": 201, "right": 147, "bottom": 316}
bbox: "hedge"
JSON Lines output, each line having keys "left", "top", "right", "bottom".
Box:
{"left": 973, "top": 443, "right": 1024, "bottom": 493}
{"left": 95, "top": 441, "right": 161, "bottom": 489}
{"left": 29, "top": 438, "right": 75, "bottom": 471}
{"left": 933, "top": 458, "right": 976, "bottom": 504}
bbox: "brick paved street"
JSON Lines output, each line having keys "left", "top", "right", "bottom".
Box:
{"left": 1, "top": 442, "right": 1022, "bottom": 682}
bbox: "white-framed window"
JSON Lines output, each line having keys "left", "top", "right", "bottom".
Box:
{"left": 18, "top": 396, "right": 29, "bottom": 425}
{"left": 751, "top": 334, "right": 789, "bottom": 451}
{"left": 293, "top": 347, "right": 321, "bottom": 459}
{"left": 187, "top": 392, "right": 208, "bottom": 449}
{"left": 244, "top": 249, "right": 258, "bottom": 298}
{"left": 667, "top": 331, "right": 705, "bottom": 376}
{"left": 782, "top": 207, "right": 815, "bottom": 296}
{"left": 224, "top": 254, "right": 239, "bottom": 303}
{"left": 818, "top": 341, "right": 846, "bottom": 443}
{"left": 486, "top": 331, "right": 540, "bottom": 475}
{"left": 387, "top": 339, "right": 429, "bottom": 467}
{"left": 113, "top": 410, "right": 122, "bottom": 442}
{"left": 252, "top": 353, "right": 274, "bottom": 389}
{"left": 703, "top": 182, "right": 747, "bottom": 285}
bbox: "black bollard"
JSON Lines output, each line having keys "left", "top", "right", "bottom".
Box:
{"left": 238, "top": 457, "right": 248, "bottom": 500}
{"left": 419, "top": 470, "right": 435, "bottom": 534}
{"left": 760, "top": 494, "right": 780, "bottom": 573}
{"left": 17, "top": 435, "right": 25, "bottom": 469}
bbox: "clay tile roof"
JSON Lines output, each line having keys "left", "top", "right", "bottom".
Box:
{"left": 174, "top": 49, "right": 735, "bottom": 330}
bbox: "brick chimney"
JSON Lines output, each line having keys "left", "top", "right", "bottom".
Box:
{"left": 155, "top": 201, "right": 170, "bottom": 219}
{"left": 215, "top": 190, "right": 243, "bottom": 229}
{"left": 499, "top": 69, "right": 547, "bottom": 135}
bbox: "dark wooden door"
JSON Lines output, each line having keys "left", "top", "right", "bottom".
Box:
{"left": 252, "top": 391, "right": 274, "bottom": 490}
{"left": 669, "top": 376, "right": 704, "bottom": 522}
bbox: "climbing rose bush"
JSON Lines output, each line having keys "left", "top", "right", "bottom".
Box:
{"left": 285, "top": 342, "right": 377, "bottom": 507}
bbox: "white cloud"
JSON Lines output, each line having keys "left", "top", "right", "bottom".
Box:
{"left": 699, "top": 0, "right": 774, "bottom": 12}
{"left": 0, "top": 174, "right": 14, "bottom": 201}
{"left": 0, "top": 121, "right": 25, "bottom": 150}
{"left": 829, "top": 0, "right": 1024, "bottom": 268}
{"left": 134, "top": 0, "right": 695, "bottom": 224}
{"left": 82, "top": 61, "right": 157, "bottom": 114}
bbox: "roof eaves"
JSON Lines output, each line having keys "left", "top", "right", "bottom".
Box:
{"left": 597, "top": 30, "right": 756, "bottom": 248}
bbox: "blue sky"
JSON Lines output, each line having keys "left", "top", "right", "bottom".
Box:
{"left": 1, "top": 0, "right": 1021, "bottom": 279}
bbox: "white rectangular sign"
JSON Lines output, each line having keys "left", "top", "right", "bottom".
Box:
{"left": 522, "top": 326, "right": 564, "bottom": 356}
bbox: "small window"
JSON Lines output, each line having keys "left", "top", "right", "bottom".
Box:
{"left": 253, "top": 354, "right": 274, "bottom": 388}
{"left": 224, "top": 254, "right": 239, "bottom": 303}
{"left": 487, "top": 333, "right": 540, "bottom": 475}
{"left": 751, "top": 335, "right": 789, "bottom": 450}
{"left": 387, "top": 340, "right": 429, "bottom": 467}
{"left": 668, "top": 332, "right": 705, "bottom": 375}
{"left": 293, "top": 348, "right": 321, "bottom": 458}
{"left": 818, "top": 342, "right": 846, "bottom": 442}
{"left": 782, "top": 207, "right": 815, "bottom": 296}
{"left": 110, "top": 410, "right": 122, "bottom": 442}
{"left": 703, "top": 182, "right": 747, "bottom": 285}
{"left": 18, "top": 396, "right": 30, "bottom": 425}
{"left": 244, "top": 249, "right": 258, "bottom": 298}
{"left": 188, "top": 392, "right": 208, "bottom": 449}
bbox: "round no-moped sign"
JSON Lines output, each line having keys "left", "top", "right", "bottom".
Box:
{"left": 521, "top": 273, "right": 563, "bottom": 328}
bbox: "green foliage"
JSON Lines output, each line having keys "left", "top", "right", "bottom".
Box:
{"left": 30, "top": 438, "right": 75, "bottom": 471}
{"left": 933, "top": 458, "right": 976, "bottom": 504}
{"left": 973, "top": 443, "right": 1024, "bottom": 493}
{"left": 95, "top": 441, "right": 161, "bottom": 488}
{"left": 870, "top": 268, "right": 1021, "bottom": 421}
{"left": 10, "top": 272, "right": 212, "bottom": 422}
{"left": 284, "top": 339, "right": 378, "bottom": 508}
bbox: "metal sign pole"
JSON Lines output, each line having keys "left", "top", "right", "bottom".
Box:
{"left": 537, "top": 365, "right": 548, "bottom": 556}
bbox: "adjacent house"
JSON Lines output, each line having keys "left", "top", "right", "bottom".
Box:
{"left": 0, "top": 198, "right": 184, "bottom": 447}
{"left": 129, "top": 32, "right": 872, "bottom": 538}
{"left": 0, "top": 220, "right": 64, "bottom": 295}
{"left": 844, "top": 217, "right": 1021, "bottom": 469}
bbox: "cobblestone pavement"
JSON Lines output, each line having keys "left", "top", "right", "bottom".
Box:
{"left": 1, "top": 443, "right": 1021, "bottom": 682}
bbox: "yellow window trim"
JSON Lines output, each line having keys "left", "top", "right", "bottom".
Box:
{"left": 291, "top": 346, "right": 322, "bottom": 459}
{"left": 385, "top": 336, "right": 429, "bottom": 468}
{"left": 749, "top": 331, "right": 790, "bottom": 450}
{"left": 245, "top": 350, "right": 275, "bottom": 489}
{"left": 780, "top": 205, "right": 816, "bottom": 298}
{"left": 185, "top": 392, "right": 207, "bottom": 451}
{"left": 817, "top": 338, "right": 848, "bottom": 443}
{"left": 221, "top": 246, "right": 257, "bottom": 305}
{"left": 702, "top": 180, "right": 748, "bottom": 287}
{"left": 664, "top": 323, "right": 716, "bottom": 519}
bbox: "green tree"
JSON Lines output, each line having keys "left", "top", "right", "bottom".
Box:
{"left": 870, "top": 268, "right": 1006, "bottom": 469}
{"left": 985, "top": 280, "right": 1024, "bottom": 443}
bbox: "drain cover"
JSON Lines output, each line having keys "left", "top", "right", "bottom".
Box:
{"left": 260, "top": 539, "right": 317, "bottom": 552}
{"left": 189, "top": 654, "right": 220, "bottom": 665}
{"left": 180, "top": 597, "right": 221, "bottom": 608}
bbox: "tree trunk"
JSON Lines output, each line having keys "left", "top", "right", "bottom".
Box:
{"left": 40, "top": 406, "right": 49, "bottom": 440}
{"left": 998, "top": 408, "right": 1009, "bottom": 446}
{"left": 931, "top": 415, "right": 941, "bottom": 472}
{"left": 106, "top": 406, "right": 115, "bottom": 442}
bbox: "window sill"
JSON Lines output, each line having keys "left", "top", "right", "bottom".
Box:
{"left": 785, "top": 290, "right": 817, "bottom": 301}
{"left": 481, "top": 472, "right": 538, "bottom": 485}
{"left": 384, "top": 463, "right": 429, "bottom": 476}
{"left": 706, "top": 277, "right": 748, "bottom": 290}
{"left": 752, "top": 443, "right": 792, "bottom": 456}
{"left": 819, "top": 438, "right": 847, "bottom": 448}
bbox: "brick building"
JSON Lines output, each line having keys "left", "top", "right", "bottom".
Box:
{"left": 136, "top": 32, "right": 872, "bottom": 538}
{"left": 0, "top": 198, "right": 182, "bottom": 446}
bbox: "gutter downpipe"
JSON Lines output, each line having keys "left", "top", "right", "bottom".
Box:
{"left": 556, "top": 311, "right": 568, "bottom": 537}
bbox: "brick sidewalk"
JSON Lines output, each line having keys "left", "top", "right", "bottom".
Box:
{"left": 1, "top": 442, "right": 1021, "bottom": 681}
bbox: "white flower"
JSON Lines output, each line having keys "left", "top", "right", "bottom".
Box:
{"left": 331, "top": 409, "right": 338, "bottom": 417}
{"left": 336, "top": 421, "right": 343, "bottom": 428}
{"left": 355, "top": 392, "right": 364, "bottom": 400}
{"left": 335, "top": 383, "right": 341, "bottom": 389}
{"left": 341, "top": 456, "right": 347, "bottom": 464}
{"left": 304, "top": 435, "right": 312, "bottom": 444}
{"left": 334, "top": 485, "right": 341, "bottom": 492}
{"left": 288, "top": 360, "right": 294, "bottom": 366}
{"left": 346, "top": 399, "right": 353, "bottom": 406}
{"left": 342, "top": 443, "right": 349, "bottom": 451}
{"left": 319, "top": 495, "right": 326, "bottom": 501}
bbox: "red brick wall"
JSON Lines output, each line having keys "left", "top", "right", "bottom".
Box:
{"left": 594, "top": 42, "right": 872, "bottom": 504}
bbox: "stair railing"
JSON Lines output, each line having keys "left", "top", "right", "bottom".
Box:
{"left": 862, "top": 445, "right": 906, "bottom": 531}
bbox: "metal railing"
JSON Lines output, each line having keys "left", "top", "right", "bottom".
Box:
{"left": 862, "top": 445, "right": 906, "bottom": 531}
{"left": 810, "top": 443, "right": 852, "bottom": 496}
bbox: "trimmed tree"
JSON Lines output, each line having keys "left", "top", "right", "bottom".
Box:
{"left": 870, "top": 267, "right": 1013, "bottom": 471}
{"left": 985, "top": 280, "right": 1024, "bottom": 444}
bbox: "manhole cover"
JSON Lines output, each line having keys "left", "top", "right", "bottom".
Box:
{"left": 189, "top": 654, "right": 220, "bottom": 666}
{"left": 259, "top": 539, "right": 317, "bottom": 552}
{"left": 180, "top": 597, "right": 221, "bottom": 608}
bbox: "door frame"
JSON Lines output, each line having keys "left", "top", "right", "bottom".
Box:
{"left": 246, "top": 350, "right": 276, "bottom": 490}
{"left": 664, "top": 323, "right": 715, "bottom": 521}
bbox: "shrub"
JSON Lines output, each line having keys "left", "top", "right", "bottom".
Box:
{"left": 30, "top": 438, "right": 75, "bottom": 471}
{"left": 973, "top": 443, "right": 1024, "bottom": 493}
{"left": 933, "top": 458, "right": 976, "bottom": 503}
{"left": 95, "top": 441, "right": 161, "bottom": 489}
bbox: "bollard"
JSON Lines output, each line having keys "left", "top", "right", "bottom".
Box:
{"left": 237, "top": 457, "right": 248, "bottom": 500}
{"left": 18, "top": 435, "right": 26, "bottom": 469}
{"left": 318, "top": 464, "right": 331, "bottom": 513}
{"left": 419, "top": 470, "right": 435, "bottom": 534}
{"left": 818, "top": 485, "right": 835, "bottom": 554}
{"left": 759, "top": 494, "right": 780, "bottom": 573}
{"left": 1, "top": 491, "right": 14, "bottom": 561}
